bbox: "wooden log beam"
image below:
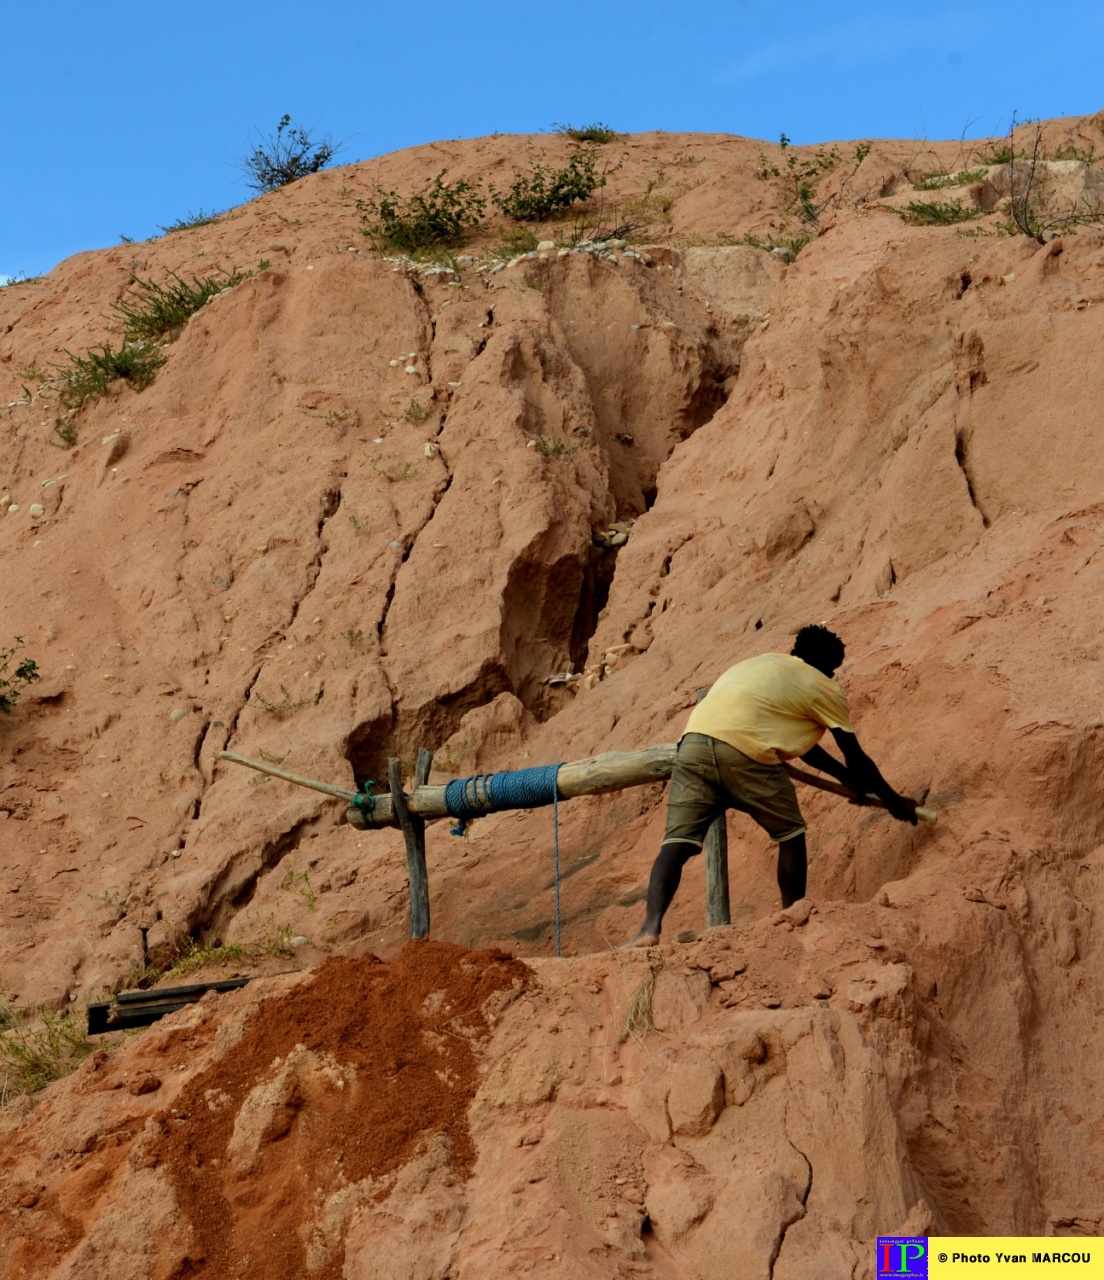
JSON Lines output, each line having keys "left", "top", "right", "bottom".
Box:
{"left": 344, "top": 743, "right": 678, "bottom": 829}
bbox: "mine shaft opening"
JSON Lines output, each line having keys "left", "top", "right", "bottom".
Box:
{"left": 569, "top": 541, "right": 618, "bottom": 674}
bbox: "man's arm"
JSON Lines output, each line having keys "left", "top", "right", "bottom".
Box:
{"left": 829, "top": 729, "right": 918, "bottom": 824}
{"left": 800, "top": 742, "right": 852, "bottom": 784}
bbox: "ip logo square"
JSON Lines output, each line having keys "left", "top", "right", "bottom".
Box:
{"left": 877, "top": 1236, "right": 929, "bottom": 1278}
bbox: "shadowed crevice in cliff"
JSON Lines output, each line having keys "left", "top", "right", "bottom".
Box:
{"left": 194, "top": 816, "right": 317, "bottom": 929}
{"left": 569, "top": 542, "right": 620, "bottom": 675}
{"left": 541, "top": 247, "right": 760, "bottom": 521}
{"left": 954, "top": 426, "right": 990, "bottom": 528}
{"left": 346, "top": 658, "right": 512, "bottom": 787}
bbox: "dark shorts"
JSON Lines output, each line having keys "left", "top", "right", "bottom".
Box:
{"left": 663, "top": 732, "right": 806, "bottom": 848}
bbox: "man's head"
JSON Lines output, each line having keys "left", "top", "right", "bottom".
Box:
{"left": 791, "top": 624, "right": 845, "bottom": 677}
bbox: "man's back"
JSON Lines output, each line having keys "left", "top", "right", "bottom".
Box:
{"left": 684, "top": 652, "right": 853, "bottom": 764}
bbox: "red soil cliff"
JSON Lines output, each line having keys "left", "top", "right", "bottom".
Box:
{"left": 2, "top": 114, "right": 1104, "bottom": 1275}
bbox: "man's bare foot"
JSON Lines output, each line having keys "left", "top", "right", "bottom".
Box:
{"left": 620, "top": 929, "right": 660, "bottom": 950}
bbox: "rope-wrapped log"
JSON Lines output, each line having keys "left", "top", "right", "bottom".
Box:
{"left": 345, "top": 744, "right": 678, "bottom": 829}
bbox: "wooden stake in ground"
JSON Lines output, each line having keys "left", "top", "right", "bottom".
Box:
{"left": 389, "top": 751, "right": 433, "bottom": 939}
{"left": 696, "top": 689, "right": 732, "bottom": 929}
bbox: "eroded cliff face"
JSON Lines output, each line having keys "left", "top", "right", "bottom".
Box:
{"left": 2, "top": 115, "right": 1104, "bottom": 1274}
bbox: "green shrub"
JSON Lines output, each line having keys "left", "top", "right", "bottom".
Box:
{"left": 553, "top": 122, "right": 621, "bottom": 144}
{"left": 144, "top": 923, "right": 295, "bottom": 982}
{"left": 756, "top": 134, "right": 843, "bottom": 226}
{"left": 913, "top": 168, "right": 987, "bottom": 191}
{"left": 899, "top": 198, "right": 981, "bottom": 225}
{"left": 0, "top": 639, "right": 39, "bottom": 714}
{"left": 489, "top": 227, "right": 540, "bottom": 259}
{"left": 0, "top": 1001, "right": 92, "bottom": 1103}
{"left": 1051, "top": 142, "right": 1098, "bottom": 165}
{"left": 492, "top": 148, "right": 604, "bottom": 221}
{"left": 402, "top": 398, "right": 431, "bottom": 423}
{"left": 740, "top": 231, "right": 811, "bottom": 258}
{"left": 373, "top": 460, "right": 415, "bottom": 482}
{"left": 240, "top": 114, "right": 335, "bottom": 192}
{"left": 158, "top": 208, "right": 223, "bottom": 234}
{"left": 52, "top": 418, "right": 78, "bottom": 448}
{"left": 359, "top": 170, "right": 486, "bottom": 252}
{"left": 57, "top": 341, "right": 166, "bottom": 409}
{"left": 113, "top": 269, "right": 243, "bottom": 342}
{"left": 529, "top": 434, "right": 578, "bottom": 457}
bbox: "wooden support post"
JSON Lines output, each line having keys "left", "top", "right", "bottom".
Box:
{"left": 696, "top": 689, "right": 731, "bottom": 928}
{"left": 704, "top": 816, "right": 731, "bottom": 928}
{"left": 389, "top": 752, "right": 432, "bottom": 940}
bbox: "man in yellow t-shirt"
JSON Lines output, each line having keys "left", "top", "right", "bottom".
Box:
{"left": 625, "top": 624, "right": 917, "bottom": 947}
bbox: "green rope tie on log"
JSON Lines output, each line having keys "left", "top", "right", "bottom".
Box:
{"left": 352, "top": 779, "right": 376, "bottom": 823}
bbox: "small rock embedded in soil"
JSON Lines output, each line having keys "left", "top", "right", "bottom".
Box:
{"left": 29, "top": 503, "right": 45, "bottom": 518}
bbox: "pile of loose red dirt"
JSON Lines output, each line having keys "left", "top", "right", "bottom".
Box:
{"left": 149, "top": 940, "right": 530, "bottom": 1279}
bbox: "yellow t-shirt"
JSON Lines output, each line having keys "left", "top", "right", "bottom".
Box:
{"left": 684, "top": 653, "right": 853, "bottom": 765}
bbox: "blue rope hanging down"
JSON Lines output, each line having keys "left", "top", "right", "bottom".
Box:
{"left": 444, "top": 762, "right": 564, "bottom": 835}
{"left": 553, "top": 791, "right": 561, "bottom": 957}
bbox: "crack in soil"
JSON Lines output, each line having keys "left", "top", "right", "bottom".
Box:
{"left": 768, "top": 1141, "right": 812, "bottom": 1280}
{"left": 954, "top": 424, "right": 990, "bottom": 527}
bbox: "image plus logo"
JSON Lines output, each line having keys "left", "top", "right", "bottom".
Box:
{"left": 876, "top": 1236, "right": 929, "bottom": 1278}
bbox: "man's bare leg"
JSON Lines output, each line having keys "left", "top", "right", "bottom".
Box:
{"left": 623, "top": 841, "right": 700, "bottom": 947}
{"left": 777, "top": 833, "right": 807, "bottom": 909}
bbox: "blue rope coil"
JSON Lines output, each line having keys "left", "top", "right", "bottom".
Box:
{"left": 445, "top": 763, "right": 563, "bottom": 835}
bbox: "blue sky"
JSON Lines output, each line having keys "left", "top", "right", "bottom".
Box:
{"left": 3, "top": 0, "right": 1102, "bottom": 280}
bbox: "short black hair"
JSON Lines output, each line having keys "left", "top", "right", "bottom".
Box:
{"left": 791, "top": 624, "right": 845, "bottom": 673}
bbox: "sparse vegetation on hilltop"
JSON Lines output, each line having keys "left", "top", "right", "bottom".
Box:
{"left": 56, "top": 341, "right": 166, "bottom": 411}
{"left": 158, "top": 208, "right": 223, "bottom": 234}
{"left": 489, "top": 227, "right": 541, "bottom": 259}
{"left": 492, "top": 147, "right": 606, "bottom": 222}
{"left": 756, "top": 134, "right": 846, "bottom": 226}
{"left": 240, "top": 114, "right": 336, "bottom": 193}
{"left": 899, "top": 198, "right": 980, "bottom": 226}
{"left": 359, "top": 170, "right": 487, "bottom": 253}
{"left": 554, "top": 122, "right": 621, "bottom": 144}
{"left": 113, "top": 269, "right": 243, "bottom": 342}
{"left": 913, "top": 169, "right": 987, "bottom": 191}
{"left": 42, "top": 268, "right": 251, "bottom": 437}
{"left": 1006, "top": 119, "right": 1104, "bottom": 244}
